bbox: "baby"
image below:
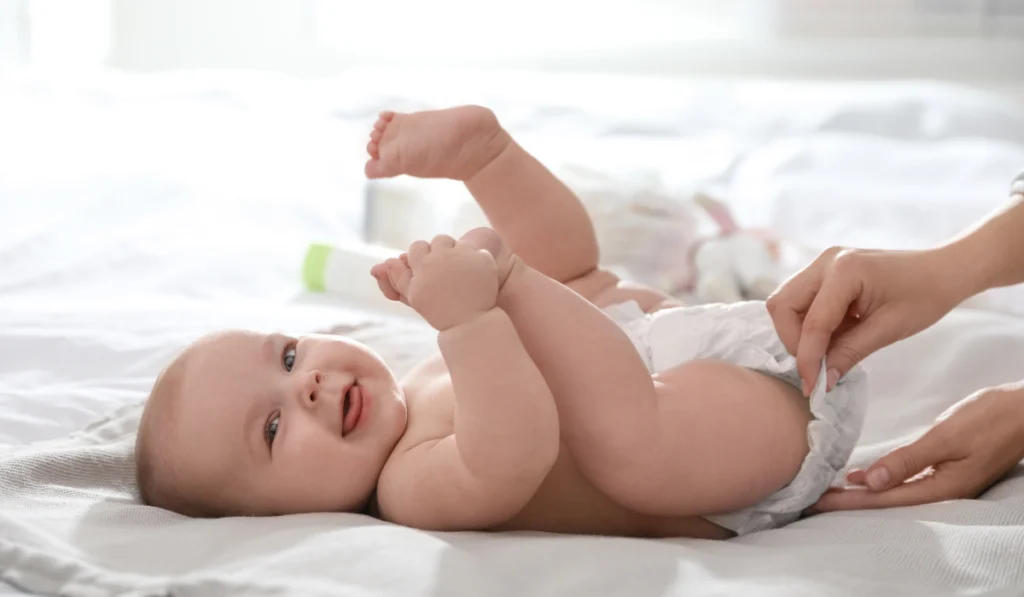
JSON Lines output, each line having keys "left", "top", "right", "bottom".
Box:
{"left": 135, "top": 106, "right": 867, "bottom": 538}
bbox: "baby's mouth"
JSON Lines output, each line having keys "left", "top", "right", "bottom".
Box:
{"left": 341, "top": 382, "right": 364, "bottom": 435}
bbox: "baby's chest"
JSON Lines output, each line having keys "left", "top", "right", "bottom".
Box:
{"left": 397, "top": 356, "right": 458, "bottom": 445}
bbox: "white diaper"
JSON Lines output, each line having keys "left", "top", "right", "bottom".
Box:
{"left": 603, "top": 300, "right": 868, "bottom": 536}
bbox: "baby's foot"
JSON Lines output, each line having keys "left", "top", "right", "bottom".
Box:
{"left": 459, "top": 226, "right": 517, "bottom": 289}
{"left": 365, "top": 106, "right": 512, "bottom": 181}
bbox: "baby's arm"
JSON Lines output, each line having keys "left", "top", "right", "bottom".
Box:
{"left": 494, "top": 244, "right": 668, "bottom": 495}
{"left": 374, "top": 239, "right": 559, "bottom": 531}
{"left": 460, "top": 122, "right": 808, "bottom": 517}
{"left": 498, "top": 242, "right": 809, "bottom": 518}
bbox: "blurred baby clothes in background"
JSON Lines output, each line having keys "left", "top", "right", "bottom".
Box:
{"left": 536, "top": 165, "right": 807, "bottom": 304}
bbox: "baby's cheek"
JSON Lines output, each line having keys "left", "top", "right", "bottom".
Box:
{"left": 275, "top": 429, "right": 352, "bottom": 509}
{"left": 282, "top": 425, "right": 345, "bottom": 478}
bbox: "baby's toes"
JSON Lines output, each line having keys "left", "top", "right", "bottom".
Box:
{"left": 376, "top": 111, "right": 395, "bottom": 129}
{"left": 459, "top": 227, "right": 512, "bottom": 281}
{"left": 458, "top": 227, "right": 503, "bottom": 254}
{"left": 430, "top": 234, "right": 456, "bottom": 251}
{"left": 364, "top": 112, "right": 398, "bottom": 176}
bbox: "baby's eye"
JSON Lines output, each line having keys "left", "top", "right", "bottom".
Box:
{"left": 282, "top": 345, "right": 296, "bottom": 372}
{"left": 265, "top": 413, "right": 280, "bottom": 447}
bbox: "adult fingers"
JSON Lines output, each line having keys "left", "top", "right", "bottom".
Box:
{"left": 768, "top": 247, "right": 851, "bottom": 362}
{"left": 812, "top": 466, "right": 964, "bottom": 511}
{"left": 862, "top": 427, "right": 955, "bottom": 491}
{"left": 795, "top": 272, "right": 862, "bottom": 395}
{"left": 824, "top": 307, "right": 905, "bottom": 386}
{"left": 767, "top": 261, "right": 827, "bottom": 357}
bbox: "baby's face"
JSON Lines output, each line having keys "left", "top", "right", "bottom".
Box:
{"left": 169, "top": 331, "right": 407, "bottom": 515}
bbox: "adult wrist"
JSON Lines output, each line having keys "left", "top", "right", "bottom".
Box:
{"left": 1001, "top": 381, "right": 1024, "bottom": 447}
{"left": 925, "top": 243, "right": 986, "bottom": 308}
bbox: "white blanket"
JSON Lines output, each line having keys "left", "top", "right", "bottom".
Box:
{"left": 3, "top": 308, "right": 1024, "bottom": 597}
{"left": 3, "top": 67, "right": 1024, "bottom": 596}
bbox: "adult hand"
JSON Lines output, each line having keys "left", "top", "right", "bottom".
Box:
{"left": 812, "top": 381, "right": 1024, "bottom": 511}
{"left": 766, "top": 247, "right": 966, "bottom": 395}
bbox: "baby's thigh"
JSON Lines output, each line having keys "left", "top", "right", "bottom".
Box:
{"left": 655, "top": 360, "right": 813, "bottom": 512}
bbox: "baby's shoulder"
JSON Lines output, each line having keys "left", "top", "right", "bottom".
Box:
{"left": 374, "top": 433, "right": 487, "bottom": 531}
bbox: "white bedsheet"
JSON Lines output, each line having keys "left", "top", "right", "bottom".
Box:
{"left": 2, "top": 67, "right": 1024, "bottom": 596}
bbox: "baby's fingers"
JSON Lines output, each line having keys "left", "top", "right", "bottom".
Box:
{"left": 371, "top": 265, "right": 402, "bottom": 302}
{"left": 386, "top": 257, "right": 413, "bottom": 298}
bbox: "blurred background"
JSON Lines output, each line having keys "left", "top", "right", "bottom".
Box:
{"left": 1, "top": 0, "right": 1023, "bottom": 310}
{"left": 1, "top": 0, "right": 1024, "bottom": 451}
{"left": 5, "top": 6, "right": 1024, "bottom": 594}
{"left": 3, "top": 1, "right": 1023, "bottom": 91}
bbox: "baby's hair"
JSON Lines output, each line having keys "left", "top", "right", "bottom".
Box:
{"left": 135, "top": 354, "right": 227, "bottom": 518}
{"left": 135, "top": 332, "right": 383, "bottom": 520}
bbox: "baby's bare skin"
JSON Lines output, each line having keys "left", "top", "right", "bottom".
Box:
{"left": 366, "top": 107, "right": 810, "bottom": 537}
{"left": 141, "top": 106, "right": 809, "bottom": 537}
{"left": 389, "top": 350, "right": 729, "bottom": 538}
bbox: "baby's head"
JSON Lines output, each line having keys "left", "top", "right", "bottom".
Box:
{"left": 135, "top": 330, "right": 407, "bottom": 517}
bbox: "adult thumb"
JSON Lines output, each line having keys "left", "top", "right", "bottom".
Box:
{"left": 864, "top": 431, "right": 948, "bottom": 491}
{"left": 825, "top": 309, "right": 903, "bottom": 383}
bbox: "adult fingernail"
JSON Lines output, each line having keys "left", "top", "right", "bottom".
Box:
{"left": 867, "top": 468, "right": 890, "bottom": 490}
{"left": 802, "top": 379, "right": 812, "bottom": 397}
{"left": 827, "top": 368, "right": 840, "bottom": 391}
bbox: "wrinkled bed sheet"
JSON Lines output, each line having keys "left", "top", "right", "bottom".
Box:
{"left": 2, "top": 67, "right": 1024, "bottom": 596}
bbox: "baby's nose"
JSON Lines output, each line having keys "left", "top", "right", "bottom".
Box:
{"left": 302, "top": 370, "right": 324, "bottom": 404}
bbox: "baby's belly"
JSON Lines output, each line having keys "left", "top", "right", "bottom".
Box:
{"left": 402, "top": 354, "right": 730, "bottom": 539}
{"left": 494, "top": 447, "right": 732, "bottom": 540}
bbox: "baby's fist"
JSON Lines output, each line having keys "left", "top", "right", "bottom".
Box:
{"left": 401, "top": 234, "right": 500, "bottom": 330}
{"left": 371, "top": 255, "right": 411, "bottom": 304}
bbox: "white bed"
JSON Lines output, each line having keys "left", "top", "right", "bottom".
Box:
{"left": 2, "top": 67, "right": 1024, "bottom": 597}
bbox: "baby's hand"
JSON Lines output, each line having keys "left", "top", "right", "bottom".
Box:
{"left": 371, "top": 234, "right": 499, "bottom": 331}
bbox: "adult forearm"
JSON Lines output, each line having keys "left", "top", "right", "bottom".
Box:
{"left": 937, "top": 180, "right": 1024, "bottom": 301}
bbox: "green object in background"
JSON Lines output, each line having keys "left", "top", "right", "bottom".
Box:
{"left": 303, "top": 243, "right": 331, "bottom": 291}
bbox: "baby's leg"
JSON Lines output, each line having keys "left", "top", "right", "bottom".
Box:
{"left": 648, "top": 361, "right": 812, "bottom": 517}
{"left": 472, "top": 226, "right": 809, "bottom": 518}
{"left": 367, "top": 110, "right": 812, "bottom": 517}
{"left": 365, "top": 106, "right": 598, "bottom": 283}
